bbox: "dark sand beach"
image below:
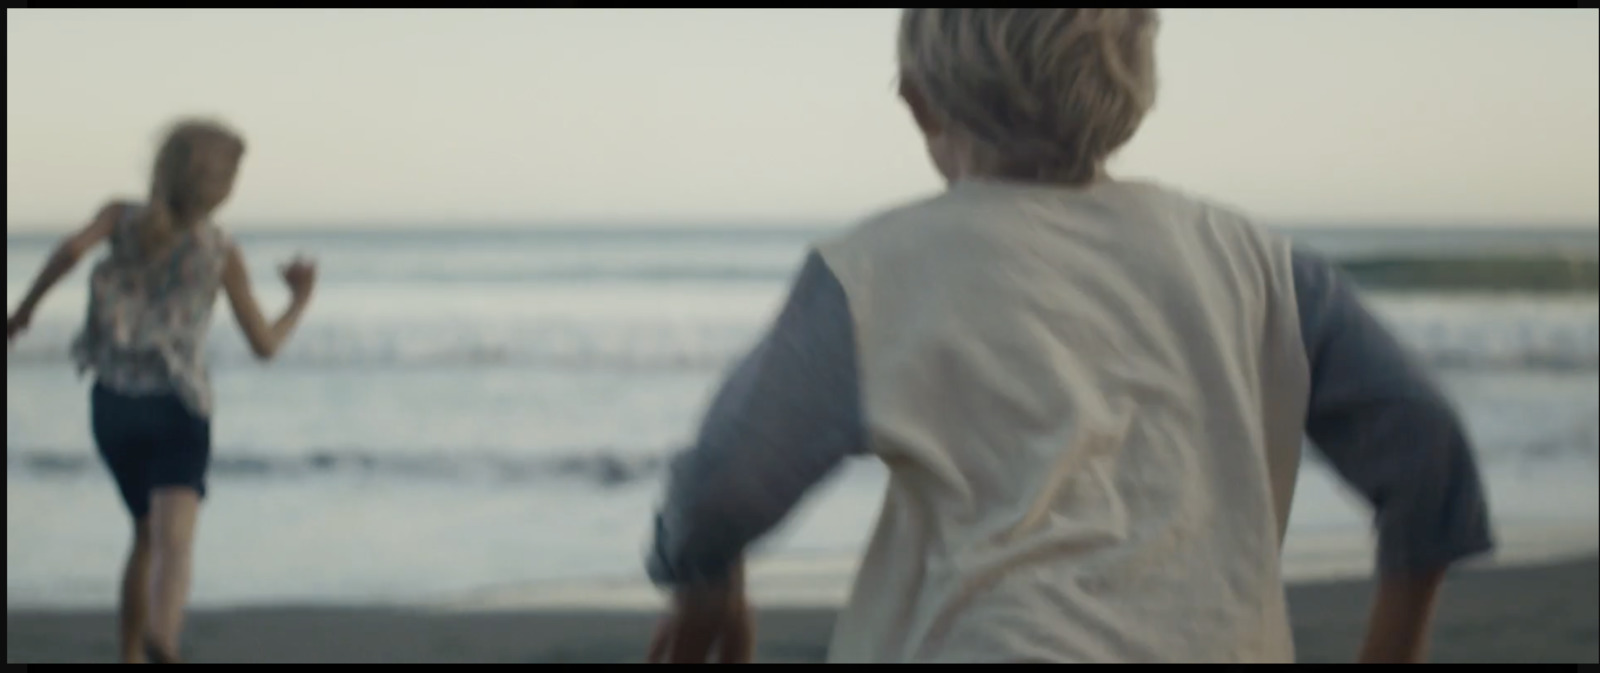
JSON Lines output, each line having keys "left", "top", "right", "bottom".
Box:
{"left": 8, "top": 556, "right": 1596, "bottom": 664}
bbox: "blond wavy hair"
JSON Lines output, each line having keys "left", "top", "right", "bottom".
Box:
{"left": 136, "top": 118, "right": 247, "bottom": 254}
{"left": 897, "top": 8, "right": 1159, "bottom": 185}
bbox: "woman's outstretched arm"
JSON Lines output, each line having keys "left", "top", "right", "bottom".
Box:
{"left": 6, "top": 201, "right": 125, "bottom": 343}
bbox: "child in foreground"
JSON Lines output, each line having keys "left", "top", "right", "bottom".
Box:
{"left": 642, "top": 8, "right": 1493, "bottom": 664}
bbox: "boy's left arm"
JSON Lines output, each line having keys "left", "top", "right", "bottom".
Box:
{"left": 647, "top": 250, "right": 867, "bottom": 590}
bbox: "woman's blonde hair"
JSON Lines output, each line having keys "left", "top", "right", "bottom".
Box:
{"left": 137, "top": 118, "right": 246, "bottom": 254}
{"left": 897, "top": 8, "right": 1159, "bottom": 185}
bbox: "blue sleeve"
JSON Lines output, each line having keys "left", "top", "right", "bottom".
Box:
{"left": 1292, "top": 247, "right": 1495, "bottom": 574}
{"left": 646, "top": 250, "right": 868, "bottom": 588}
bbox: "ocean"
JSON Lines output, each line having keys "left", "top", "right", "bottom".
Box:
{"left": 6, "top": 222, "right": 1599, "bottom": 610}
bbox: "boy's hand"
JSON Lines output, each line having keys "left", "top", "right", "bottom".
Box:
{"left": 647, "top": 563, "right": 753, "bottom": 663}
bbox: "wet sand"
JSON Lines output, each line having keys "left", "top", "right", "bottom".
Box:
{"left": 7, "top": 556, "right": 1596, "bottom": 663}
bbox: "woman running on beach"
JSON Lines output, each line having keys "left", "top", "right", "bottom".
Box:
{"left": 643, "top": 8, "right": 1493, "bottom": 664}
{"left": 6, "top": 119, "right": 318, "bottom": 664}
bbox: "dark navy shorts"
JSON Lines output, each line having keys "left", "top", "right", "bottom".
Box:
{"left": 90, "top": 382, "right": 212, "bottom": 519}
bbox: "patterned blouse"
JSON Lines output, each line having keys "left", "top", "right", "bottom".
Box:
{"left": 70, "top": 205, "right": 233, "bottom": 419}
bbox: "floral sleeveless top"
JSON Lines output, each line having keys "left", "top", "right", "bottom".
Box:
{"left": 70, "top": 205, "right": 232, "bottom": 418}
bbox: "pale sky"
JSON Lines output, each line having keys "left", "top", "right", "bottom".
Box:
{"left": 6, "top": 9, "right": 1598, "bottom": 230}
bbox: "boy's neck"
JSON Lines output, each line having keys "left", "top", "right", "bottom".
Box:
{"left": 947, "top": 163, "right": 1109, "bottom": 190}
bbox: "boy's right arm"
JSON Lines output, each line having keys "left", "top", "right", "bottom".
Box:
{"left": 1291, "top": 248, "right": 1495, "bottom": 664}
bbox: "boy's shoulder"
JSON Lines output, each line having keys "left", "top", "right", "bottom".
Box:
{"left": 814, "top": 184, "right": 1037, "bottom": 260}
{"left": 819, "top": 179, "right": 1273, "bottom": 251}
{"left": 822, "top": 190, "right": 957, "bottom": 243}
{"left": 1117, "top": 178, "right": 1293, "bottom": 255}
{"left": 1115, "top": 178, "right": 1259, "bottom": 229}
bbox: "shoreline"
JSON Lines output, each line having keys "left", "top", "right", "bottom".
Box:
{"left": 7, "top": 522, "right": 1597, "bottom": 614}
{"left": 8, "top": 555, "right": 1596, "bottom": 664}
{"left": 427, "top": 518, "right": 1599, "bottom": 613}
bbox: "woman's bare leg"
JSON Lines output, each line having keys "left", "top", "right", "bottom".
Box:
{"left": 118, "top": 520, "right": 153, "bottom": 664}
{"left": 146, "top": 487, "right": 201, "bottom": 659}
